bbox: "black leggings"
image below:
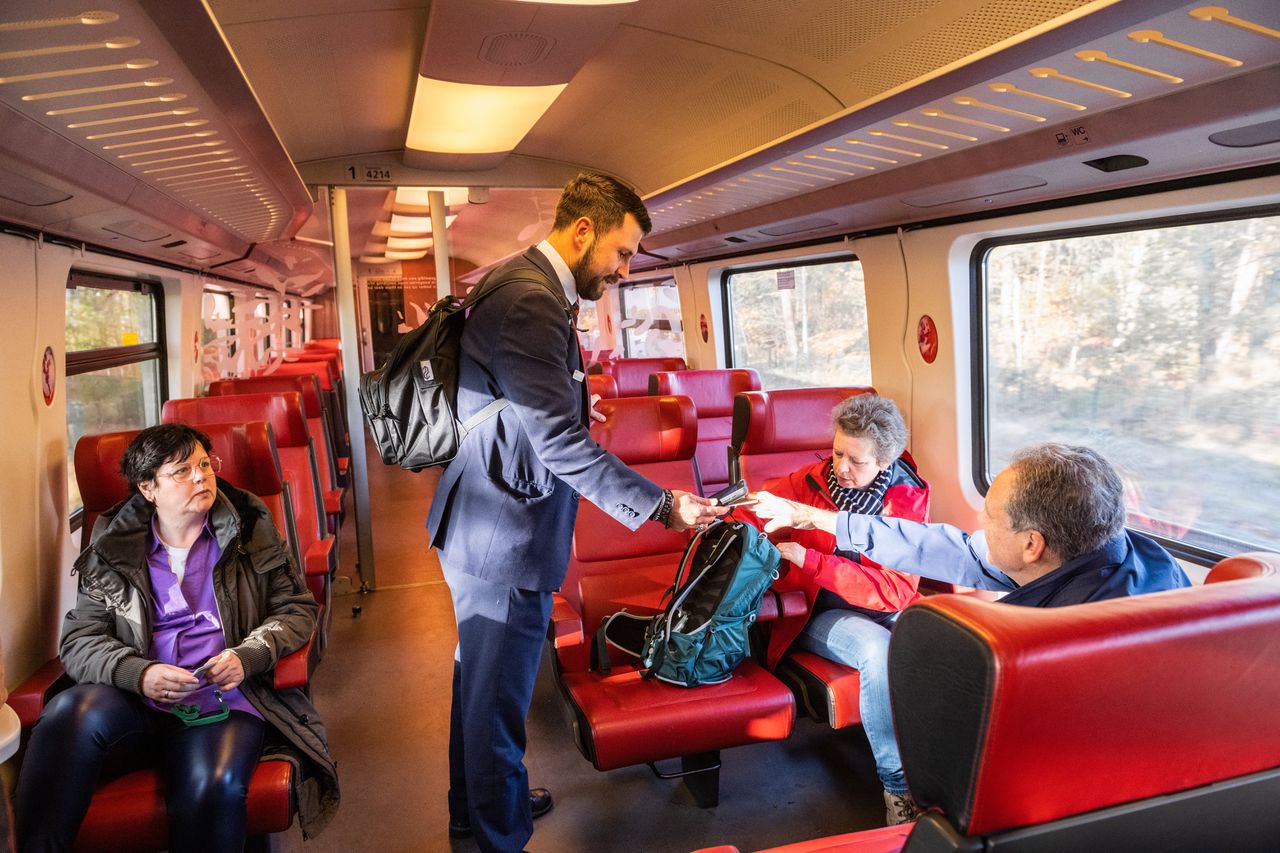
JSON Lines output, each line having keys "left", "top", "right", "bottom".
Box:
{"left": 15, "top": 683, "right": 265, "bottom": 853}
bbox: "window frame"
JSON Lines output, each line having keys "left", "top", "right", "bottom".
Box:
{"left": 617, "top": 275, "right": 683, "bottom": 359}
{"left": 969, "top": 202, "right": 1280, "bottom": 564}
{"left": 720, "top": 253, "right": 861, "bottom": 370}
{"left": 66, "top": 270, "right": 167, "bottom": 531}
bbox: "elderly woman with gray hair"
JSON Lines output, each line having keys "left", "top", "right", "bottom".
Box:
{"left": 738, "top": 392, "right": 930, "bottom": 824}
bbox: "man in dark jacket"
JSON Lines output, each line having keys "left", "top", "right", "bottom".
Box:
{"left": 752, "top": 442, "right": 1190, "bottom": 821}
{"left": 426, "top": 173, "right": 721, "bottom": 852}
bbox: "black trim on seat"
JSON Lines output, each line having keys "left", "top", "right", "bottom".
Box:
{"left": 890, "top": 606, "right": 995, "bottom": 830}
{"left": 901, "top": 765, "right": 1280, "bottom": 853}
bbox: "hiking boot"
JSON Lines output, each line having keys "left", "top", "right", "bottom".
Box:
{"left": 448, "top": 788, "right": 555, "bottom": 838}
{"left": 883, "top": 789, "right": 920, "bottom": 826}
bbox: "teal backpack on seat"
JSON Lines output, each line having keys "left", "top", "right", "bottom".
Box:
{"left": 594, "top": 518, "right": 781, "bottom": 687}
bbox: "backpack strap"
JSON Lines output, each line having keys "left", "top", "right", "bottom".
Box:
{"left": 449, "top": 254, "right": 573, "bottom": 437}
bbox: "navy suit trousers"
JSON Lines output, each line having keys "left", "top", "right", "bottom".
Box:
{"left": 443, "top": 560, "right": 553, "bottom": 853}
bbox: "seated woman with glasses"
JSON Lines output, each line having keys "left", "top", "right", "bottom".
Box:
{"left": 736, "top": 393, "right": 930, "bottom": 826}
{"left": 15, "top": 423, "right": 339, "bottom": 851}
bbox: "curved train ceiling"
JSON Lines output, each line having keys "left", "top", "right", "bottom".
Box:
{"left": 0, "top": 0, "right": 1276, "bottom": 291}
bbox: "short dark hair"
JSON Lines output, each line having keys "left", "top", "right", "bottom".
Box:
{"left": 1005, "top": 443, "right": 1126, "bottom": 562}
{"left": 831, "top": 394, "right": 908, "bottom": 467}
{"left": 551, "top": 172, "right": 652, "bottom": 236}
{"left": 120, "top": 423, "right": 213, "bottom": 493}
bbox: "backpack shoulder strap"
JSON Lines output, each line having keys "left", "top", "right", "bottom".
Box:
{"left": 463, "top": 254, "right": 574, "bottom": 322}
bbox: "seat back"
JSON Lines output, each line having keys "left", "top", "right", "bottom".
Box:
{"left": 163, "top": 392, "right": 324, "bottom": 551}
{"left": 264, "top": 361, "right": 349, "bottom": 458}
{"left": 731, "top": 386, "right": 875, "bottom": 489}
{"left": 304, "top": 338, "right": 341, "bottom": 352}
{"left": 587, "top": 374, "right": 618, "bottom": 400}
{"left": 209, "top": 375, "right": 338, "bottom": 492}
{"left": 562, "top": 396, "right": 697, "bottom": 612}
{"left": 199, "top": 421, "right": 296, "bottom": 549}
{"left": 74, "top": 431, "right": 142, "bottom": 552}
{"left": 650, "top": 369, "right": 761, "bottom": 495}
{"left": 889, "top": 578, "right": 1280, "bottom": 847}
{"left": 598, "top": 356, "right": 686, "bottom": 397}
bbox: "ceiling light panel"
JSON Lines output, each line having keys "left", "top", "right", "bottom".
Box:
{"left": 0, "top": 1, "right": 307, "bottom": 247}
{"left": 646, "top": 0, "right": 1280, "bottom": 235}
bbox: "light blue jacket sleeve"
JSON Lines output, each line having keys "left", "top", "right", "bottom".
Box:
{"left": 834, "top": 514, "right": 1018, "bottom": 592}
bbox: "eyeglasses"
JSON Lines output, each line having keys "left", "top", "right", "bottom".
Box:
{"left": 156, "top": 455, "right": 222, "bottom": 483}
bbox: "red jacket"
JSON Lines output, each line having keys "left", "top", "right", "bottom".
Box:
{"left": 738, "top": 454, "right": 931, "bottom": 668}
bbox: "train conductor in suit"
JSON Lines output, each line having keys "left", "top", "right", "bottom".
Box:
{"left": 427, "top": 173, "right": 724, "bottom": 852}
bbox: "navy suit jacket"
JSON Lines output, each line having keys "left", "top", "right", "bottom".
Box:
{"left": 426, "top": 248, "right": 663, "bottom": 591}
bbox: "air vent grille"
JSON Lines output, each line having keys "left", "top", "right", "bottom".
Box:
{"left": 482, "top": 32, "right": 553, "bottom": 67}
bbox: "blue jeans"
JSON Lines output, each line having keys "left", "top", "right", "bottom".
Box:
{"left": 797, "top": 607, "right": 906, "bottom": 795}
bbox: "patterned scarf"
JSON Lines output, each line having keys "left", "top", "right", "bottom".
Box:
{"left": 825, "top": 459, "right": 892, "bottom": 516}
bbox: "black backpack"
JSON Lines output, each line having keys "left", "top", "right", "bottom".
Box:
{"left": 358, "top": 258, "right": 563, "bottom": 472}
{"left": 594, "top": 518, "right": 781, "bottom": 687}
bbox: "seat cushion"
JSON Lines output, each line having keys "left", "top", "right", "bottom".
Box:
{"left": 74, "top": 760, "right": 293, "bottom": 852}
{"left": 560, "top": 659, "right": 794, "bottom": 770}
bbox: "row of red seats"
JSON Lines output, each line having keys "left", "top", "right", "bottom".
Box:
{"left": 550, "top": 383, "right": 880, "bottom": 805}
{"left": 12, "top": 343, "right": 350, "bottom": 851}
{"left": 693, "top": 554, "right": 1280, "bottom": 852}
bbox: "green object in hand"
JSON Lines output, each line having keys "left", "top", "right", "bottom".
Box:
{"left": 171, "top": 691, "right": 230, "bottom": 727}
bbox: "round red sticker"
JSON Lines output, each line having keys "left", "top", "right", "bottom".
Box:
{"left": 917, "top": 315, "right": 938, "bottom": 364}
{"left": 41, "top": 346, "right": 56, "bottom": 406}
{"left": 699, "top": 314, "right": 709, "bottom": 343}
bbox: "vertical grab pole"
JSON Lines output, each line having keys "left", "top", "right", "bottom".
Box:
{"left": 429, "top": 190, "right": 452, "bottom": 300}
{"left": 325, "top": 185, "right": 376, "bottom": 590}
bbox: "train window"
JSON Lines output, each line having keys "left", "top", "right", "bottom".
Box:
{"left": 725, "top": 258, "right": 869, "bottom": 390}
{"left": 65, "top": 272, "right": 166, "bottom": 519}
{"left": 977, "top": 212, "right": 1280, "bottom": 558}
{"left": 619, "top": 278, "right": 685, "bottom": 360}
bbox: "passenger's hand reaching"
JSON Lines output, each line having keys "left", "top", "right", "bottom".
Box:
{"left": 750, "top": 491, "right": 835, "bottom": 534}
{"left": 668, "top": 489, "right": 727, "bottom": 532}
{"left": 141, "top": 663, "right": 199, "bottom": 704}
{"left": 776, "top": 541, "right": 807, "bottom": 568}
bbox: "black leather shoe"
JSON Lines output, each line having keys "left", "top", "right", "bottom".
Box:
{"left": 448, "top": 788, "right": 555, "bottom": 838}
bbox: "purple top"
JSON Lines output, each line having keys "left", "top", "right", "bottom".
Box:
{"left": 146, "top": 517, "right": 261, "bottom": 719}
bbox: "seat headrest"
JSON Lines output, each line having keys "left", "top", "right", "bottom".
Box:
{"left": 588, "top": 374, "right": 618, "bottom": 400}
{"left": 1206, "top": 551, "right": 1280, "bottom": 583}
{"left": 209, "top": 376, "right": 323, "bottom": 418}
{"left": 889, "top": 579, "right": 1280, "bottom": 836}
{"left": 303, "top": 338, "right": 341, "bottom": 352}
{"left": 265, "top": 361, "right": 333, "bottom": 390}
{"left": 599, "top": 357, "right": 687, "bottom": 396}
{"left": 649, "top": 369, "right": 761, "bottom": 417}
{"left": 74, "top": 430, "right": 142, "bottom": 551}
{"left": 163, "top": 392, "right": 310, "bottom": 448}
{"left": 591, "top": 395, "right": 697, "bottom": 463}
{"left": 200, "top": 421, "right": 284, "bottom": 498}
{"left": 732, "top": 387, "right": 875, "bottom": 452}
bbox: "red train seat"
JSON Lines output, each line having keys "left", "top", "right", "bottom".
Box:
{"left": 263, "top": 360, "right": 350, "bottom": 465}
{"left": 551, "top": 397, "right": 795, "bottom": 807}
{"left": 587, "top": 373, "right": 618, "bottom": 400}
{"left": 163, "top": 393, "right": 335, "bottom": 639}
{"left": 209, "top": 375, "right": 345, "bottom": 530}
{"left": 597, "top": 356, "right": 686, "bottom": 397}
{"left": 696, "top": 570, "right": 1280, "bottom": 852}
{"left": 74, "top": 430, "right": 141, "bottom": 552}
{"left": 11, "top": 654, "right": 308, "bottom": 852}
{"left": 556, "top": 394, "right": 699, "bottom": 672}
{"left": 650, "top": 368, "right": 761, "bottom": 496}
{"left": 729, "top": 386, "right": 875, "bottom": 489}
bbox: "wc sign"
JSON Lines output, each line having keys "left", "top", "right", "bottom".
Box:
{"left": 1056, "top": 125, "right": 1090, "bottom": 148}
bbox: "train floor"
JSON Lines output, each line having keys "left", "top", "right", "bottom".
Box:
{"left": 278, "top": 440, "right": 888, "bottom": 853}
